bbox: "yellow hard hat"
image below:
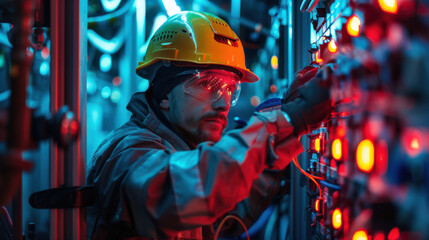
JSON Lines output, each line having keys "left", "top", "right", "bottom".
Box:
{"left": 136, "top": 11, "right": 259, "bottom": 83}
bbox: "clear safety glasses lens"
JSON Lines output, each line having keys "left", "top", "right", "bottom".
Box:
{"left": 182, "top": 70, "right": 241, "bottom": 106}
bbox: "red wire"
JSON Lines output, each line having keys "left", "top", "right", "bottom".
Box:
{"left": 292, "top": 157, "right": 323, "bottom": 198}
{"left": 215, "top": 215, "right": 250, "bottom": 240}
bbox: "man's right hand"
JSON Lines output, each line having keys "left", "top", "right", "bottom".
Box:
{"left": 281, "top": 71, "right": 331, "bottom": 136}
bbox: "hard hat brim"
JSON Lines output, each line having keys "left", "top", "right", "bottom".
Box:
{"left": 136, "top": 58, "right": 259, "bottom": 83}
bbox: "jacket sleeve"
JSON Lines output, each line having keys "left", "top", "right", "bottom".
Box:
{"left": 92, "top": 110, "right": 303, "bottom": 238}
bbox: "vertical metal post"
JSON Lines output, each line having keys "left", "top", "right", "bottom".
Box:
{"left": 287, "top": 0, "right": 312, "bottom": 239}
{"left": 8, "top": 0, "right": 35, "bottom": 239}
{"left": 50, "top": 0, "right": 87, "bottom": 239}
{"left": 50, "top": 1, "right": 65, "bottom": 239}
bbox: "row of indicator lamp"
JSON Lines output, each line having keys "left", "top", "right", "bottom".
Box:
{"left": 352, "top": 227, "right": 401, "bottom": 240}
{"left": 309, "top": 136, "right": 377, "bottom": 173}
{"left": 314, "top": 1, "right": 403, "bottom": 239}
{"left": 312, "top": 0, "right": 399, "bottom": 64}
{"left": 329, "top": 207, "right": 402, "bottom": 240}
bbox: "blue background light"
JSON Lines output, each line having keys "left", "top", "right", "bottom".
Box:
{"left": 111, "top": 89, "right": 121, "bottom": 103}
{"left": 101, "top": 86, "right": 112, "bottom": 98}
{"left": 101, "top": 0, "right": 122, "bottom": 12}
{"left": 100, "top": 53, "right": 112, "bottom": 72}
{"left": 39, "top": 61, "right": 50, "bottom": 76}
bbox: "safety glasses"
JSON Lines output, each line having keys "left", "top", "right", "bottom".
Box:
{"left": 179, "top": 69, "right": 241, "bottom": 106}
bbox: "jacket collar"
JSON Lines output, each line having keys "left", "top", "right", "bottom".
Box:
{"left": 126, "top": 92, "right": 191, "bottom": 151}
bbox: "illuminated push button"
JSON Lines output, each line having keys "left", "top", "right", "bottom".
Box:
{"left": 347, "top": 15, "right": 361, "bottom": 37}
{"left": 328, "top": 39, "right": 338, "bottom": 53}
{"left": 353, "top": 230, "right": 368, "bottom": 240}
{"left": 378, "top": 0, "right": 398, "bottom": 14}
{"left": 332, "top": 208, "right": 342, "bottom": 229}
{"left": 356, "top": 139, "right": 375, "bottom": 173}
{"left": 315, "top": 198, "right": 323, "bottom": 212}
{"left": 315, "top": 138, "right": 321, "bottom": 152}
{"left": 309, "top": 137, "right": 322, "bottom": 152}
{"left": 332, "top": 139, "right": 342, "bottom": 160}
{"left": 315, "top": 50, "right": 323, "bottom": 63}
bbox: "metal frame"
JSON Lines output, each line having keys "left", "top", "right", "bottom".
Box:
{"left": 50, "top": 0, "right": 87, "bottom": 239}
{"left": 286, "top": 0, "right": 312, "bottom": 239}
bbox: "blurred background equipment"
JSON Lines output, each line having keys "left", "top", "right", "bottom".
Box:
{"left": 290, "top": 0, "right": 429, "bottom": 239}
{"left": 0, "top": 0, "right": 428, "bottom": 239}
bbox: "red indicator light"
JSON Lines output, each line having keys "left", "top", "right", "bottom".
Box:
{"left": 376, "top": 140, "right": 388, "bottom": 175}
{"left": 112, "top": 76, "right": 122, "bottom": 86}
{"left": 388, "top": 227, "right": 399, "bottom": 240}
{"left": 337, "top": 126, "right": 346, "bottom": 137}
{"left": 356, "top": 139, "right": 375, "bottom": 173}
{"left": 250, "top": 96, "right": 260, "bottom": 107}
{"left": 347, "top": 15, "right": 361, "bottom": 37}
{"left": 315, "top": 51, "right": 323, "bottom": 63}
{"left": 332, "top": 139, "right": 342, "bottom": 160}
{"left": 410, "top": 137, "right": 420, "bottom": 150}
{"left": 332, "top": 208, "right": 342, "bottom": 229}
{"left": 378, "top": 0, "right": 398, "bottom": 14}
{"left": 328, "top": 39, "right": 338, "bottom": 53}
{"left": 402, "top": 128, "right": 423, "bottom": 157}
{"left": 315, "top": 138, "right": 321, "bottom": 152}
{"left": 70, "top": 120, "right": 79, "bottom": 136}
{"left": 41, "top": 47, "right": 50, "bottom": 59}
{"left": 374, "top": 232, "right": 385, "bottom": 240}
{"left": 353, "top": 230, "right": 369, "bottom": 240}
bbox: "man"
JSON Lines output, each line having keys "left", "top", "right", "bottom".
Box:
{"left": 87, "top": 11, "right": 330, "bottom": 239}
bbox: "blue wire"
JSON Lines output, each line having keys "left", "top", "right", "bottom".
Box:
{"left": 218, "top": 205, "right": 275, "bottom": 240}
{"left": 239, "top": 205, "right": 275, "bottom": 239}
{"left": 320, "top": 180, "right": 341, "bottom": 190}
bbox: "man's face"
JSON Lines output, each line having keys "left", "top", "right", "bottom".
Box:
{"left": 165, "top": 70, "right": 240, "bottom": 147}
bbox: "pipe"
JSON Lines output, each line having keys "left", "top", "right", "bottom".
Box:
{"left": 4, "top": 0, "right": 35, "bottom": 239}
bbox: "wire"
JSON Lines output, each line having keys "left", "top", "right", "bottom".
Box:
{"left": 320, "top": 180, "right": 342, "bottom": 190}
{"left": 215, "top": 215, "right": 250, "bottom": 240}
{"left": 292, "top": 157, "right": 323, "bottom": 198}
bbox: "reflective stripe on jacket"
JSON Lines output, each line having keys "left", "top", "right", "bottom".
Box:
{"left": 87, "top": 92, "right": 303, "bottom": 239}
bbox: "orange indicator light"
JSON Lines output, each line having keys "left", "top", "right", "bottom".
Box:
{"left": 332, "top": 208, "right": 342, "bottom": 229}
{"left": 328, "top": 39, "right": 338, "bottom": 53}
{"left": 315, "top": 51, "right": 323, "bottom": 63}
{"left": 353, "top": 230, "right": 368, "bottom": 240}
{"left": 378, "top": 0, "right": 398, "bottom": 14}
{"left": 332, "top": 139, "right": 342, "bottom": 160}
{"left": 315, "top": 199, "right": 320, "bottom": 212}
{"left": 356, "top": 139, "right": 375, "bottom": 173}
{"left": 315, "top": 138, "right": 321, "bottom": 152}
{"left": 271, "top": 55, "right": 279, "bottom": 70}
{"left": 347, "top": 15, "right": 361, "bottom": 37}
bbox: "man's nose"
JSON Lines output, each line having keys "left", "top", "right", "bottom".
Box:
{"left": 212, "top": 93, "right": 231, "bottom": 111}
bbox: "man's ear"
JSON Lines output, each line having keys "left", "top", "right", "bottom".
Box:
{"left": 159, "top": 98, "right": 169, "bottom": 110}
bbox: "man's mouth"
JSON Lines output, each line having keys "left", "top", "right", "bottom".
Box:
{"left": 204, "top": 117, "right": 227, "bottom": 128}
